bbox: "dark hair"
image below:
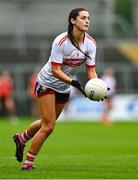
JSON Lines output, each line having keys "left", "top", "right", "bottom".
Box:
{"left": 68, "top": 8, "right": 90, "bottom": 59}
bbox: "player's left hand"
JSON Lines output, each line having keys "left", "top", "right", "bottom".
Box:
{"left": 100, "top": 87, "right": 110, "bottom": 101}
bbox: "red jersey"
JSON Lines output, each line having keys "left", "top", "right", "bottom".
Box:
{"left": 0, "top": 75, "right": 13, "bottom": 98}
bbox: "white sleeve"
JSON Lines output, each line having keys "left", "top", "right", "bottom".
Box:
{"left": 50, "top": 41, "right": 64, "bottom": 64}
{"left": 85, "top": 46, "right": 96, "bottom": 67}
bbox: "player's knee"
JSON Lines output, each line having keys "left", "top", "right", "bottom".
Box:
{"left": 41, "top": 122, "right": 55, "bottom": 136}
{"left": 47, "top": 124, "right": 55, "bottom": 135}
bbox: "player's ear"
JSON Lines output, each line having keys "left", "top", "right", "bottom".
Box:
{"left": 71, "top": 18, "right": 76, "bottom": 25}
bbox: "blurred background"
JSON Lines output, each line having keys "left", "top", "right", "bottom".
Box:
{"left": 0, "top": 0, "right": 138, "bottom": 121}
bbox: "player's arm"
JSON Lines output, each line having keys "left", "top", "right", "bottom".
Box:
{"left": 51, "top": 63, "right": 72, "bottom": 84}
{"left": 52, "top": 63, "right": 86, "bottom": 96}
{"left": 86, "top": 66, "right": 98, "bottom": 79}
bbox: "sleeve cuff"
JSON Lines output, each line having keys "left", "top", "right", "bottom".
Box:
{"left": 51, "top": 61, "right": 62, "bottom": 66}
{"left": 85, "top": 64, "right": 95, "bottom": 68}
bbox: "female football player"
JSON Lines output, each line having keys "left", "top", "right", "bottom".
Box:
{"left": 13, "top": 8, "right": 99, "bottom": 170}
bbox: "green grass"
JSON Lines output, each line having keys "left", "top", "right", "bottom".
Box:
{"left": 0, "top": 117, "right": 138, "bottom": 179}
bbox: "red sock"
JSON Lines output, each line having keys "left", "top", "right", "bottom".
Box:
{"left": 21, "top": 130, "right": 33, "bottom": 143}
{"left": 24, "top": 151, "right": 36, "bottom": 165}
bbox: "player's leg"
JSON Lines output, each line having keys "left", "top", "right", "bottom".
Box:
{"left": 13, "top": 86, "right": 69, "bottom": 165}
{"left": 18, "top": 91, "right": 69, "bottom": 145}
{"left": 13, "top": 82, "right": 46, "bottom": 162}
{"left": 13, "top": 100, "right": 66, "bottom": 163}
{"left": 21, "top": 93, "right": 69, "bottom": 170}
{"left": 20, "top": 103, "right": 65, "bottom": 143}
{"left": 22, "top": 93, "right": 56, "bottom": 169}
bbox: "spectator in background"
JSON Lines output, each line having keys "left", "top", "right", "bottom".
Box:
{"left": 27, "top": 67, "right": 40, "bottom": 117}
{"left": 101, "top": 67, "right": 117, "bottom": 125}
{"left": 0, "top": 70, "right": 18, "bottom": 122}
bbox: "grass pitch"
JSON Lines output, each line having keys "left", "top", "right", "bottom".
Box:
{"left": 0, "top": 117, "right": 138, "bottom": 179}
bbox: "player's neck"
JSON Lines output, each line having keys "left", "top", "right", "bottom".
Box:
{"left": 72, "top": 28, "right": 85, "bottom": 44}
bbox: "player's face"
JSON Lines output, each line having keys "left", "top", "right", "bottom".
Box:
{"left": 72, "top": 11, "right": 90, "bottom": 32}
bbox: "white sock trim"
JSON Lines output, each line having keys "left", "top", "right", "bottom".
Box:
{"left": 25, "top": 160, "right": 33, "bottom": 165}
{"left": 27, "top": 152, "right": 36, "bottom": 158}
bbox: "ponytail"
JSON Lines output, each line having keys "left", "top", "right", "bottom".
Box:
{"left": 68, "top": 8, "right": 91, "bottom": 59}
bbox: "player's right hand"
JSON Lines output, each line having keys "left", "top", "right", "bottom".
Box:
{"left": 71, "top": 80, "right": 87, "bottom": 97}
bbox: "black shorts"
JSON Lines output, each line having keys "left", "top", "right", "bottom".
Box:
{"left": 34, "top": 81, "right": 70, "bottom": 104}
